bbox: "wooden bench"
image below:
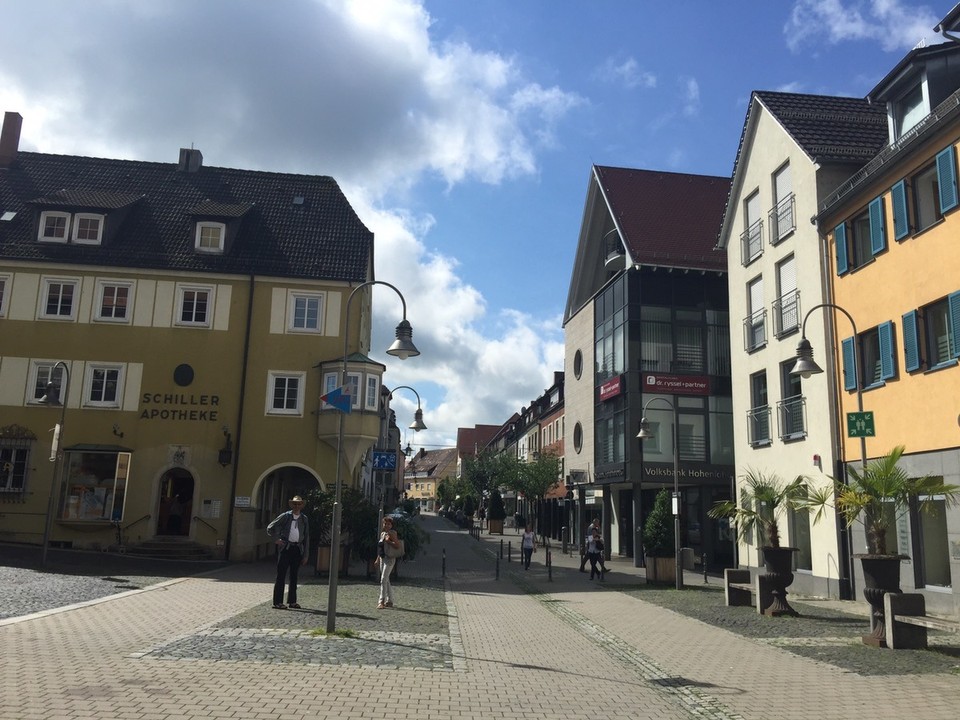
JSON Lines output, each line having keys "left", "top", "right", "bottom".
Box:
{"left": 723, "top": 569, "right": 773, "bottom": 615}
{"left": 884, "top": 593, "right": 960, "bottom": 649}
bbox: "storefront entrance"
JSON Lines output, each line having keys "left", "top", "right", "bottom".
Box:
{"left": 158, "top": 468, "right": 194, "bottom": 536}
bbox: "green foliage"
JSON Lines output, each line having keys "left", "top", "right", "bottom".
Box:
{"left": 462, "top": 450, "right": 506, "bottom": 498}
{"left": 389, "top": 513, "right": 430, "bottom": 560}
{"left": 804, "top": 445, "right": 960, "bottom": 555}
{"left": 301, "top": 486, "right": 379, "bottom": 560}
{"left": 487, "top": 488, "right": 507, "bottom": 521}
{"left": 708, "top": 470, "right": 806, "bottom": 548}
{"left": 642, "top": 489, "right": 675, "bottom": 557}
{"left": 463, "top": 495, "right": 476, "bottom": 516}
{"left": 520, "top": 451, "right": 562, "bottom": 501}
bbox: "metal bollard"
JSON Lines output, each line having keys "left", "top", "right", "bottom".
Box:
{"left": 508, "top": 541, "right": 512, "bottom": 563}
{"left": 702, "top": 552, "right": 708, "bottom": 584}
{"left": 547, "top": 549, "right": 552, "bottom": 582}
{"left": 500, "top": 539, "right": 503, "bottom": 559}
{"left": 496, "top": 556, "right": 500, "bottom": 580}
{"left": 442, "top": 548, "right": 446, "bottom": 577}
{"left": 562, "top": 526, "right": 567, "bottom": 555}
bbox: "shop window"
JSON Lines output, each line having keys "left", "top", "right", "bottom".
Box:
{"left": 61, "top": 451, "right": 131, "bottom": 521}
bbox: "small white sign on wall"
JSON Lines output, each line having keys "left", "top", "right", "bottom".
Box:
{"left": 234, "top": 496, "right": 251, "bottom": 508}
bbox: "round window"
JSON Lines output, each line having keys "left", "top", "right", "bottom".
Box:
{"left": 573, "top": 349, "right": 583, "bottom": 379}
{"left": 573, "top": 422, "right": 583, "bottom": 453}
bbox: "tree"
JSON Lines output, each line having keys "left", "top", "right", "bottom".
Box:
{"left": 642, "top": 489, "right": 675, "bottom": 557}
{"left": 708, "top": 470, "right": 806, "bottom": 548}
{"left": 503, "top": 451, "right": 562, "bottom": 537}
{"left": 462, "top": 450, "right": 503, "bottom": 500}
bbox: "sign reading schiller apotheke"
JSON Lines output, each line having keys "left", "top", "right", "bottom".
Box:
{"left": 642, "top": 373, "right": 710, "bottom": 396}
{"left": 599, "top": 375, "right": 623, "bottom": 401}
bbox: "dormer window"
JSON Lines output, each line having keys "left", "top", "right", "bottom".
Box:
{"left": 894, "top": 80, "right": 927, "bottom": 140}
{"left": 195, "top": 221, "right": 225, "bottom": 253}
{"left": 38, "top": 211, "right": 104, "bottom": 245}
{"left": 73, "top": 214, "right": 103, "bottom": 245}
{"left": 39, "top": 211, "right": 69, "bottom": 243}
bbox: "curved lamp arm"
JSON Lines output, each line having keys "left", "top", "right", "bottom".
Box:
{"left": 385, "top": 384, "right": 426, "bottom": 431}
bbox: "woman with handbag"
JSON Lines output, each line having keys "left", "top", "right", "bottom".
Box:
{"left": 376, "top": 516, "right": 402, "bottom": 609}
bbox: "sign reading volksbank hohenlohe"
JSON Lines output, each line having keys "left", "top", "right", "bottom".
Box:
{"left": 642, "top": 373, "right": 711, "bottom": 396}
{"left": 140, "top": 392, "right": 221, "bottom": 421}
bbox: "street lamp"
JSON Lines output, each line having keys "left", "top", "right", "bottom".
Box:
{"left": 38, "top": 361, "right": 70, "bottom": 567}
{"left": 380, "top": 384, "right": 426, "bottom": 526}
{"left": 637, "top": 396, "right": 682, "bottom": 590}
{"left": 790, "top": 302, "right": 864, "bottom": 600}
{"left": 327, "top": 280, "right": 419, "bottom": 633}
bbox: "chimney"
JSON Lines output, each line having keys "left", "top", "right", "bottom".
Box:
{"left": 0, "top": 112, "right": 23, "bottom": 168}
{"left": 178, "top": 147, "right": 203, "bottom": 173}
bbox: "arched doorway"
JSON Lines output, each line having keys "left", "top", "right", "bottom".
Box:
{"left": 158, "top": 468, "right": 194, "bottom": 537}
{"left": 255, "top": 465, "right": 321, "bottom": 531}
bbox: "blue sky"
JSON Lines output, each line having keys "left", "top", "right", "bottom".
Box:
{"left": 0, "top": 0, "right": 947, "bottom": 452}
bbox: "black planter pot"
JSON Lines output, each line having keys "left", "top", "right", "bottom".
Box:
{"left": 857, "top": 554, "right": 905, "bottom": 647}
{"left": 760, "top": 546, "right": 799, "bottom": 617}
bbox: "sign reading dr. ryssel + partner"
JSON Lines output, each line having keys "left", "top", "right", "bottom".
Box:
{"left": 140, "top": 392, "right": 221, "bottom": 422}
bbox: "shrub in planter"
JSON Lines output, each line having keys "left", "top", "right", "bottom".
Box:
{"left": 487, "top": 489, "right": 507, "bottom": 534}
{"left": 642, "top": 489, "right": 675, "bottom": 584}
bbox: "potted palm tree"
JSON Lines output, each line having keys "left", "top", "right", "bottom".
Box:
{"left": 708, "top": 470, "right": 806, "bottom": 616}
{"left": 805, "top": 445, "right": 960, "bottom": 645}
{"left": 642, "top": 489, "right": 676, "bottom": 585}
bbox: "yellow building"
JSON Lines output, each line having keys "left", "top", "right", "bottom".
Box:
{"left": 0, "top": 112, "right": 399, "bottom": 561}
{"left": 404, "top": 447, "right": 457, "bottom": 512}
{"left": 818, "top": 44, "right": 960, "bottom": 613}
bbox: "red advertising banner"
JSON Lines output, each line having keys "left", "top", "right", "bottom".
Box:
{"left": 642, "top": 373, "right": 710, "bottom": 396}
{"left": 599, "top": 375, "right": 623, "bottom": 401}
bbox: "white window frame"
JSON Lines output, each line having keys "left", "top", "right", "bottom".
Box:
{"left": 175, "top": 284, "right": 214, "bottom": 328}
{"left": 94, "top": 280, "right": 134, "bottom": 323}
{"left": 28, "top": 360, "right": 66, "bottom": 405}
{"left": 346, "top": 372, "right": 361, "bottom": 410}
{"left": 266, "top": 371, "right": 306, "bottom": 416}
{"left": 0, "top": 443, "right": 30, "bottom": 493}
{"left": 322, "top": 371, "right": 339, "bottom": 410}
{"left": 38, "top": 211, "right": 70, "bottom": 243}
{"left": 364, "top": 374, "right": 380, "bottom": 410}
{"left": 84, "top": 363, "right": 124, "bottom": 408}
{"left": 39, "top": 277, "right": 79, "bottom": 321}
{"left": 195, "top": 221, "right": 226, "bottom": 253}
{"left": 287, "top": 291, "right": 325, "bottom": 334}
{"left": 72, "top": 213, "right": 104, "bottom": 245}
{"left": 0, "top": 273, "right": 9, "bottom": 317}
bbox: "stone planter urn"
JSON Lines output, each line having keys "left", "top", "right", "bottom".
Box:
{"left": 857, "top": 554, "right": 905, "bottom": 647}
{"left": 760, "top": 546, "right": 799, "bottom": 617}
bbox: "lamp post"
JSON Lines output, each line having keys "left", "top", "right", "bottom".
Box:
{"left": 636, "top": 396, "right": 682, "bottom": 590}
{"left": 38, "top": 361, "right": 70, "bottom": 567}
{"left": 790, "top": 302, "right": 864, "bottom": 600}
{"left": 380, "top": 384, "right": 426, "bottom": 526}
{"left": 327, "top": 280, "right": 419, "bottom": 633}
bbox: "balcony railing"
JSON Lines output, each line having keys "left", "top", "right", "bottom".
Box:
{"left": 742, "top": 309, "right": 767, "bottom": 352}
{"left": 769, "top": 193, "right": 796, "bottom": 244}
{"left": 747, "top": 406, "right": 771, "bottom": 447}
{"left": 772, "top": 289, "right": 800, "bottom": 338}
{"left": 740, "top": 219, "right": 763, "bottom": 266}
{"left": 777, "top": 395, "right": 806, "bottom": 440}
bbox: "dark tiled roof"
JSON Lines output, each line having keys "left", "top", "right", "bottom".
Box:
{"left": 754, "top": 91, "right": 888, "bottom": 163}
{"left": 0, "top": 151, "right": 372, "bottom": 282}
{"left": 404, "top": 446, "right": 457, "bottom": 476}
{"left": 594, "top": 165, "right": 730, "bottom": 272}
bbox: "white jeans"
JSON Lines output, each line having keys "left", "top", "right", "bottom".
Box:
{"left": 378, "top": 557, "right": 396, "bottom": 604}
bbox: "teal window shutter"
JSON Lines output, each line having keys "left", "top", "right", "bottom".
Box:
{"left": 835, "top": 223, "right": 849, "bottom": 275}
{"left": 936, "top": 146, "right": 958, "bottom": 213}
{"left": 949, "top": 290, "right": 960, "bottom": 359}
{"left": 841, "top": 336, "right": 857, "bottom": 390}
{"left": 878, "top": 321, "right": 895, "bottom": 380}
{"left": 902, "top": 310, "right": 920, "bottom": 372}
{"left": 869, "top": 196, "right": 886, "bottom": 255}
{"left": 891, "top": 180, "right": 908, "bottom": 240}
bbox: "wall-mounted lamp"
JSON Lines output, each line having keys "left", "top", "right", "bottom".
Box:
{"left": 218, "top": 426, "right": 233, "bottom": 467}
{"left": 112, "top": 424, "right": 124, "bottom": 438}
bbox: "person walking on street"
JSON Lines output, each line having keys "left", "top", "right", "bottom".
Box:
{"left": 376, "top": 516, "right": 402, "bottom": 609}
{"left": 579, "top": 517, "right": 609, "bottom": 574}
{"left": 586, "top": 530, "right": 605, "bottom": 581}
{"left": 267, "top": 495, "right": 310, "bottom": 609}
{"left": 521, "top": 524, "right": 536, "bottom": 570}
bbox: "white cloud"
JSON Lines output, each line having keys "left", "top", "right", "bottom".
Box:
{"left": 594, "top": 57, "right": 657, "bottom": 90}
{"left": 0, "top": 0, "right": 576, "bottom": 446}
{"left": 681, "top": 77, "right": 701, "bottom": 117}
{"left": 785, "top": 0, "right": 942, "bottom": 52}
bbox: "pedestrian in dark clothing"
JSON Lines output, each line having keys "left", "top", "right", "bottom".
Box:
{"left": 267, "top": 495, "right": 310, "bottom": 609}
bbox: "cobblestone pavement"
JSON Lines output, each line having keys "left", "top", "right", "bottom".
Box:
{"left": 1, "top": 517, "right": 958, "bottom": 720}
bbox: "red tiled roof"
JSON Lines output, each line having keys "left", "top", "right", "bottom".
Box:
{"left": 594, "top": 166, "right": 729, "bottom": 272}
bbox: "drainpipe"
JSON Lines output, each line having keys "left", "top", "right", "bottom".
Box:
{"left": 224, "top": 274, "right": 255, "bottom": 561}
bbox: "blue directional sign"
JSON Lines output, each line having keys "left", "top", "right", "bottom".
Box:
{"left": 320, "top": 386, "right": 352, "bottom": 413}
{"left": 373, "top": 451, "right": 397, "bottom": 470}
